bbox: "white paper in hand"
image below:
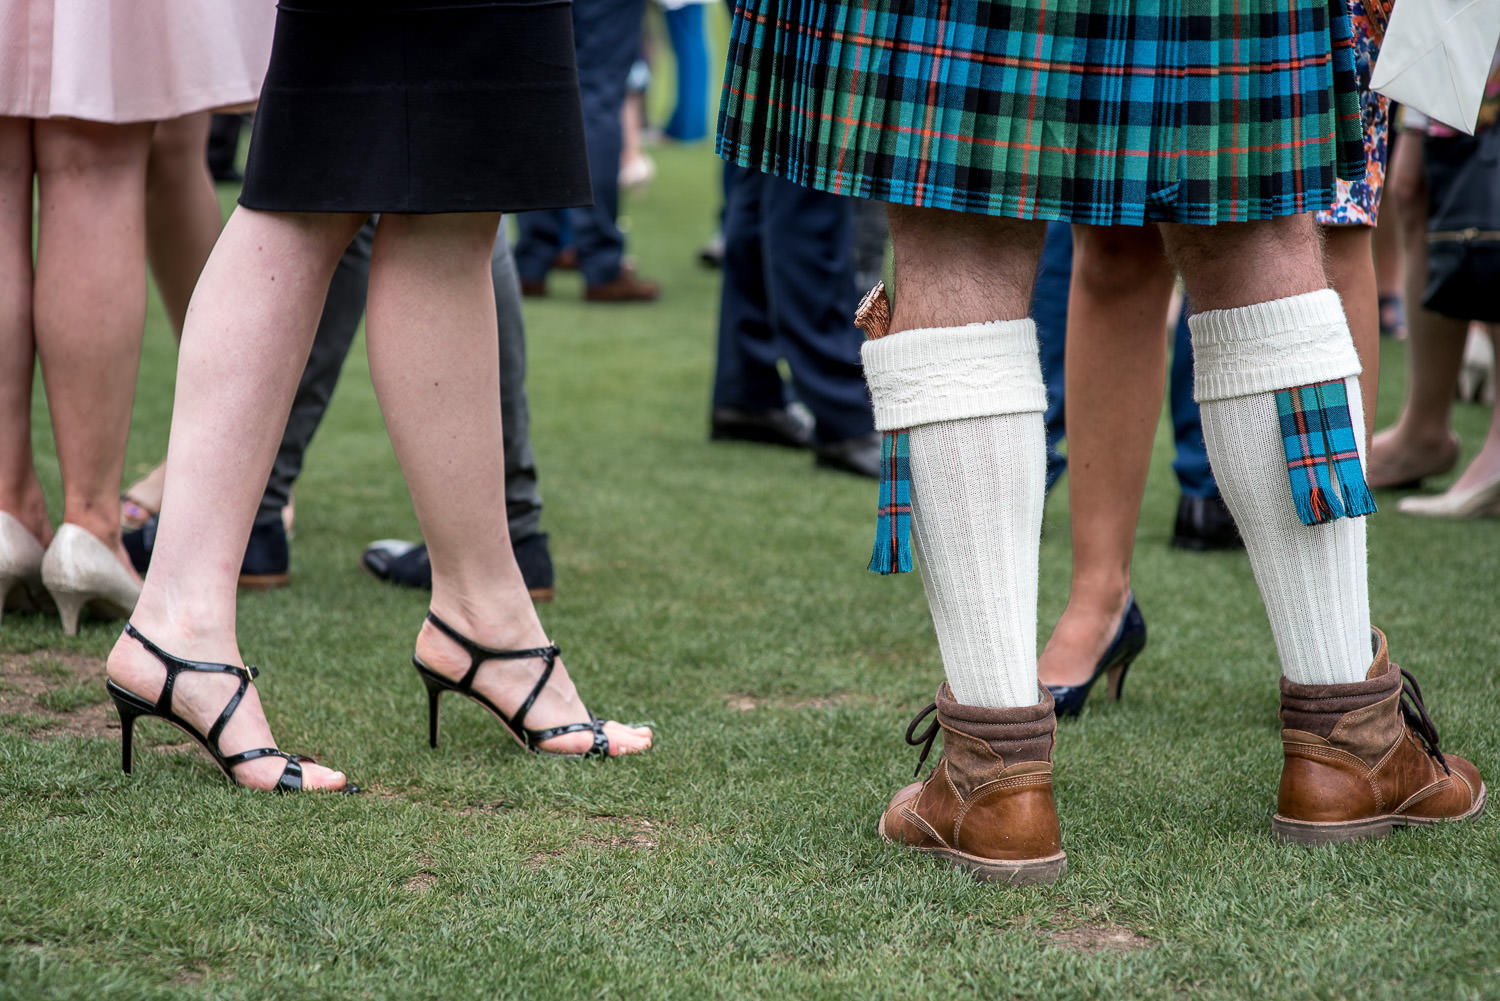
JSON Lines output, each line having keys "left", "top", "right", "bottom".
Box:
{"left": 1370, "top": 0, "right": 1500, "bottom": 135}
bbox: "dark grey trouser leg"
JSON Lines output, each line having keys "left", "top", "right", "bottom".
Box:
{"left": 494, "top": 225, "right": 542, "bottom": 541}
{"left": 257, "top": 220, "right": 543, "bottom": 541}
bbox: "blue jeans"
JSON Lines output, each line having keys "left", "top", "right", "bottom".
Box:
{"left": 663, "top": 5, "right": 709, "bottom": 142}
{"left": 1032, "top": 222, "right": 1073, "bottom": 492}
{"left": 1169, "top": 301, "right": 1215, "bottom": 498}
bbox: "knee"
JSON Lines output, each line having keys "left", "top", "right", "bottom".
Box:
{"left": 375, "top": 213, "right": 501, "bottom": 264}
{"left": 1072, "top": 225, "right": 1171, "bottom": 298}
{"left": 33, "top": 120, "right": 150, "bottom": 179}
{"left": 1387, "top": 138, "right": 1427, "bottom": 240}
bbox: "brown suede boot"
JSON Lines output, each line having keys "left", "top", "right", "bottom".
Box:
{"left": 1273, "top": 627, "right": 1486, "bottom": 845}
{"left": 878, "top": 684, "right": 1065, "bottom": 884}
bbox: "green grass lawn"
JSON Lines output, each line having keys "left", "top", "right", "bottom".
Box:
{"left": 3, "top": 134, "right": 1499, "bottom": 1000}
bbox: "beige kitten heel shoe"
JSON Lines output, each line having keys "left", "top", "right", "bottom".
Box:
{"left": 41, "top": 523, "right": 141, "bottom": 635}
{"left": 1396, "top": 475, "right": 1500, "bottom": 519}
{"left": 0, "top": 512, "right": 49, "bottom": 628}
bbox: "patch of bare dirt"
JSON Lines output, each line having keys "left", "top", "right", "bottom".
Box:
{"left": 1043, "top": 923, "right": 1154, "bottom": 954}
{"left": 0, "top": 650, "right": 115, "bottom": 738}
{"left": 726, "top": 693, "right": 854, "bottom": 712}
{"left": 402, "top": 871, "right": 437, "bottom": 893}
{"left": 525, "top": 814, "right": 663, "bottom": 870}
{"left": 403, "top": 857, "right": 438, "bottom": 894}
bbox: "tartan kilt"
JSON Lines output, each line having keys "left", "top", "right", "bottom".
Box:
{"left": 716, "top": 0, "right": 1367, "bottom": 226}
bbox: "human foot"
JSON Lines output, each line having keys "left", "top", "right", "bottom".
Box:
{"left": 413, "top": 614, "right": 652, "bottom": 757}
{"left": 1367, "top": 427, "right": 1460, "bottom": 489}
{"left": 105, "top": 625, "right": 349, "bottom": 791}
{"left": 1397, "top": 448, "right": 1500, "bottom": 518}
{"left": 121, "top": 460, "right": 166, "bottom": 530}
{"left": 1038, "top": 591, "right": 1136, "bottom": 689}
{"left": 1447, "top": 442, "right": 1500, "bottom": 496}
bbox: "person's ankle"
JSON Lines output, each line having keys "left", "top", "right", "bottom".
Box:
{"left": 1062, "top": 577, "right": 1132, "bottom": 624}
{"left": 57, "top": 504, "right": 122, "bottom": 550}
{"left": 121, "top": 600, "right": 241, "bottom": 665}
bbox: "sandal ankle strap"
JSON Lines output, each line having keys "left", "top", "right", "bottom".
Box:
{"left": 123, "top": 621, "right": 259, "bottom": 718}
{"left": 424, "top": 611, "right": 559, "bottom": 686}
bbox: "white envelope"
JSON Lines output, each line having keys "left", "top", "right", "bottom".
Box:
{"left": 1370, "top": 0, "right": 1500, "bottom": 135}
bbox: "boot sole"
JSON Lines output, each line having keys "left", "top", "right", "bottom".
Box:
{"left": 878, "top": 813, "right": 1067, "bottom": 885}
{"left": 1272, "top": 782, "right": 1487, "bottom": 846}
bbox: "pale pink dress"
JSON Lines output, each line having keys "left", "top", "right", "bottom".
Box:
{"left": 0, "top": 0, "right": 275, "bottom": 123}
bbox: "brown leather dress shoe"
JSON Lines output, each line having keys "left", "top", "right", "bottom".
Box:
{"left": 584, "top": 264, "right": 659, "bottom": 303}
{"left": 878, "top": 684, "right": 1066, "bottom": 884}
{"left": 1273, "top": 628, "right": 1486, "bottom": 845}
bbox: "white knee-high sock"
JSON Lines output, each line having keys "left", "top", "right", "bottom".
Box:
{"left": 862, "top": 320, "right": 1047, "bottom": 708}
{"left": 1191, "top": 290, "right": 1372, "bottom": 686}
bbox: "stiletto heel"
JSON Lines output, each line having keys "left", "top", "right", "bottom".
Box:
{"left": 418, "top": 665, "right": 444, "bottom": 748}
{"left": 110, "top": 688, "right": 147, "bottom": 773}
{"left": 1047, "top": 595, "right": 1147, "bottom": 718}
{"left": 1106, "top": 656, "right": 1137, "bottom": 702}
{"left": 413, "top": 611, "right": 611, "bottom": 758}
{"left": 106, "top": 622, "right": 355, "bottom": 792}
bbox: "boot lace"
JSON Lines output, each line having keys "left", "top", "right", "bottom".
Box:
{"left": 1399, "top": 668, "right": 1450, "bottom": 775}
{"left": 904, "top": 702, "right": 940, "bottom": 778}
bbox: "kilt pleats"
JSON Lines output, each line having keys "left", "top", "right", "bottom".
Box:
{"left": 717, "top": 0, "right": 1367, "bottom": 225}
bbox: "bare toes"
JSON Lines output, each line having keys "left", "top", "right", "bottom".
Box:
{"left": 603, "top": 721, "right": 653, "bottom": 756}
{"left": 300, "top": 763, "right": 348, "bottom": 791}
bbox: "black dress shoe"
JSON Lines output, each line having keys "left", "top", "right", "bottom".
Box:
{"left": 1170, "top": 494, "right": 1244, "bottom": 551}
{"left": 813, "top": 432, "right": 882, "bottom": 479}
{"left": 361, "top": 532, "right": 555, "bottom": 602}
{"left": 123, "top": 514, "right": 289, "bottom": 589}
{"left": 709, "top": 406, "right": 814, "bottom": 449}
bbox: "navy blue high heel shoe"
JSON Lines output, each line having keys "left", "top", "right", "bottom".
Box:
{"left": 1045, "top": 596, "right": 1147, "bottom": 718}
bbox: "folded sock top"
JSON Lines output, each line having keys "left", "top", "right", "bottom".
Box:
{"left": 860, "top": 319, "right": 1045, "bottom": 430}
{"left": 1190, "top": 290, "right": 1361, "bottom": 403}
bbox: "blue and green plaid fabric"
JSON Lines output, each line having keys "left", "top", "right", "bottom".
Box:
{"left": 1275, "top": 379, "right": 1376, "bottom": 526}
{"left": 869, "top": 430, "right": 913, "bottom": 574}
{"left": 717, "top": 0, "right": 1366, "bottom": 225}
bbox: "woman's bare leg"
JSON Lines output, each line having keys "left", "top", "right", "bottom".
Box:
{"left": 1323, "top": 225, "right": 1379, "bottom": 444}
{"left": 147, "top": 112, "right": 223, "bottom": 339}
{"left": 1369, "top": 131, "right": 1467, "bottom": 485}
{"left": 365, "top": 212, "right": 650, "bottom": 755}
{"left": 1446, "top": 325, "right": 1500, "bottom": 492}
{"left": 1037, "top": 226, "right": 1173, "bottom": 689}
{"left": 0, "top": 119, "right": 49, "bottom": 543}
{"left": 106, "top": 206, "right": 364, "bottom": 791}
{"left": 1372, "top": 156, "right": 1404, "bottom": 338}
{"left": 31, "top": 119, "right": 152, "bottom": 565}
{"left": 120, "top": 113, "right": 228, "bottom": 522}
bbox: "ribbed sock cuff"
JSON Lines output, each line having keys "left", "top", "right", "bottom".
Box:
{"left": 1190, "top": 290, "right": 1361, "bottom": 403}
{"left": 861, "top": 319, "right": 1045, "bottom": 431}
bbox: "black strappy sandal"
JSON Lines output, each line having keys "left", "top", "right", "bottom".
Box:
{"left": 414, "top": 611, "right": 610, "bottom": 758}
{"left": 106, "top": 623, "right": 354, "bottom": 793}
